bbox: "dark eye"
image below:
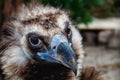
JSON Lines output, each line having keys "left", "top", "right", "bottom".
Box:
{"left": 65, "top": 21, "right": 72, "bottom": 42}
{"left": 28, "top": 34, "right": 42, "bottom": 49}
{"left": 65, "top": 21, "right": 70, "bottom": 33}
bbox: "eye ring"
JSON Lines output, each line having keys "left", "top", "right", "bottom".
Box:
{"left": 28, "top": 34, "right": 42, "bottom": 48}
{"left": 29, "top": 37, "right": 42, "bottom": 47}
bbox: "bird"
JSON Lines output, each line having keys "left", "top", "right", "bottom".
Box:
{"left": 0, "top": 1, "right": 102, "bottom": 80}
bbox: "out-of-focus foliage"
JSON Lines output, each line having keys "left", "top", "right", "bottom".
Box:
{"left": 93, "top": 0, "right": 120, "bottom": 18}
{"left": 0, "top": 0, "right": 3, "bottom": 23}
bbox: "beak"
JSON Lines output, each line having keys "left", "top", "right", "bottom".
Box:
{"left": 37, "top": 35, "right": 77, "bottom": 75}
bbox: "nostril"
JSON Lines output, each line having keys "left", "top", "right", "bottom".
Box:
{"left": 53, "top": 46, "right": 56, "bottom": 49}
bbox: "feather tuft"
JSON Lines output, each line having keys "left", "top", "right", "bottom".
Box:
{"left": 81, "top": 67, "right": 102, "bottom": 80}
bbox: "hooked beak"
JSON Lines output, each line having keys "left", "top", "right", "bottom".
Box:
{"left": 37, "top": 35, "right": 77, "bottom": 75}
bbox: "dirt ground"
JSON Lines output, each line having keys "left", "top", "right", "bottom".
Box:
{"left": 83, "top": 46, "right": 120, "bottom": 80}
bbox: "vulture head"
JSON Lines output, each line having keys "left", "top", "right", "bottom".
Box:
{"left": 0, "top": 1, "right": 84, "bottom": 80}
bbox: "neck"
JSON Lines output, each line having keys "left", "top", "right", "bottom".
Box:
{"left": 20, "top": 62, "right": 76, "bottom": 80}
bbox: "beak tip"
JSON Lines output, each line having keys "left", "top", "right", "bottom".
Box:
{"left": 73, "top": 67, "right": 77, "bottom": 76}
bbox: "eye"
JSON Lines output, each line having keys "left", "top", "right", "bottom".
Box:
{"left": 65, "top": 21, "right": 72, "bottom": 42}
{"left": 65, "top": 21, "right": 70, "bottom": 33}
{"left": 28, "top": 34, "right": 42, "bottom": 49}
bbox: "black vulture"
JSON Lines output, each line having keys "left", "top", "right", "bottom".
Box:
{"left": 0, "top": 1, "right": 101, "bottom": 80}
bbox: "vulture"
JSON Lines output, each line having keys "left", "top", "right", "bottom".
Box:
{"left": 0, "top": 1, "right": 102, "bottom": 80}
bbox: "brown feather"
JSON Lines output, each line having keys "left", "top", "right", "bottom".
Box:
{"left": 81, "top": 67, "right": 102, "bottom": 80}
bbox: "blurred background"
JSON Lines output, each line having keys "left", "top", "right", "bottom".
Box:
{"left": 0, "top": 0, "right": 120, "bottom": 80}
